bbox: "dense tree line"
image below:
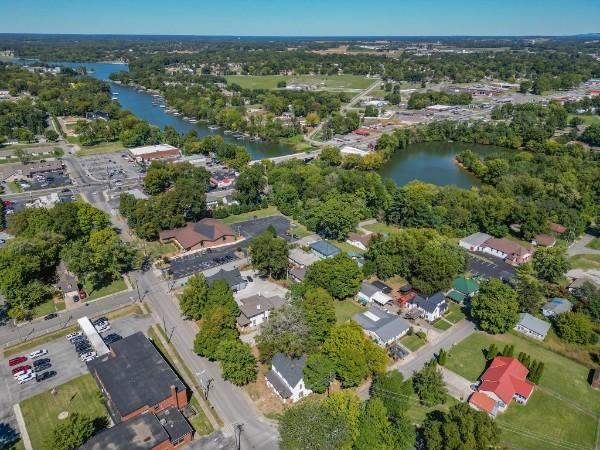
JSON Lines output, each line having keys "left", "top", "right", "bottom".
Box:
{"left": 407, "top": 91, "right": 472, "bottom": 109}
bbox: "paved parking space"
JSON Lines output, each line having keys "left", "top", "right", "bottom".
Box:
{"left": 18, "top": 170, "right": 73, "bottom": 192}
{"left": 467, "top": 253, "right": 515, "bottom": 281}
{"left": 169, "top": 216, "right": 294, "bottom": 280}
{"left": 0, "top": 314, "right": 156, "bottom": 441}
{"left": 79, "top": 153, "right": 142, "bottom": 181}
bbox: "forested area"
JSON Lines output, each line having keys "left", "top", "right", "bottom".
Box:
{"left": 407, "top": 91, "right": 472, "bottom": 109}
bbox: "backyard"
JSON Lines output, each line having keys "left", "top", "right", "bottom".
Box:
{"left": 444, "top": 302, "right": 466, "bottom": 324}
{"left": 20, "top": 374, "right": 108, "bottom": 450}
{"left": 334, "top": 300, "right": 366, "bottom": 323}
{"left": 221, "top": 206, "right": 279, "bottom": 225}
{"left": 363, "top": 222, "right": 401, "bottom": 235}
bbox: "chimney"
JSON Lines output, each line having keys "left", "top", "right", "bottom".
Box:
{"left": 170, "top": 385, "right": 178, "bottom": 408}
{"left": 257, "top": 303, "right": 261, "bottom": 310}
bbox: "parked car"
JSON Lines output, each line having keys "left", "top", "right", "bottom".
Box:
{"left": 44, "top": 313, "right": 58, "bottom": 320}
{"left": 78, "top": 290, "right": 87, "bottom": 300}
{"left": 29, "top": 349, "right": 48, "bottom": 359}
{"left": 11, "top": 365, "right": 31, "bottom": 376}
{"left": 15, "top": 369, "right": 33, "bottom": 380}
{"left": 36, "top": 370, "right": 57, "bottom": 382}
{"left": 82, "top": 355, "right": 96, "bottom": 362}
{"left": 387, "top": 343, "right": 409, "bottom": 361}
{"left": 95, "top": 324, "right": 111, "bottom": 333}
{"left": 94, "top": 317, "right": 109, "bottom": 324}
{"left": 80, "top": 352, "right": 96, "bottom": 361}
{"left": 66, "top": 332, "right": 82, "bottom": 341}
{"left": 17, "top": 373, "right": 35, "bottom": 384}
{"left": 8, "top": 356, "right": 27, "bottom": 367}
{"left": 33, "top": 363, "right": 51, "bottom": 373}
{"left": 33, "top": 358, "right": 50, "bottom": 367}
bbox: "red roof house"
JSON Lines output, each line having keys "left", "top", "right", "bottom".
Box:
{"left": 469, "top": 356, "right": 534, "bottom": 417}
{"left": 549, "top": 222, "right": 567, "bottom": 234}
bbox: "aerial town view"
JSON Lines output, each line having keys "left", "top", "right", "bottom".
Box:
{"left": 1, "top": 1, "right": 600, "bottom": 450}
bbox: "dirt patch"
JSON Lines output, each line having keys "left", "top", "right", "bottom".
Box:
{"left": 245, "top": 364, "right": 286, "bottom": 416}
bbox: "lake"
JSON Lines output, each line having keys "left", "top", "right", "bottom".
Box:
{"left": 378, "top": 141, "right": 507, "bottom": 188}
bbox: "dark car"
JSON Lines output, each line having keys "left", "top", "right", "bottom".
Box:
{"left": 36, "top": 370, "right": 57, "bottom": 382}
{"left": 33, "top": 363, "right": 51, "bottom": 373}
{"left": 247, "top": 275, "right": 253, "bottom": 282}
{"left": 8, "top": 356, "right": 27, "bottom": 367}
{"left": 33, "top": 358, "right": 50, "bottom": 367}
{"left": 44, "top": 313, "right": 58, "bottom": 320}
{"left": 388, "top": 344, "right": 409, "bottom": 361}
{"left": 75, "top": 344, "right": 92, "bottom": 352}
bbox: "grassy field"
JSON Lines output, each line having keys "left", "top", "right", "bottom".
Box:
{"left": 445, "top": 302, "right": 466, "bottom": 324}
{"left": 334, "top": 300, "right": 366, "bottom": 323}
{"left": 585, "top": 236, "right": 600, "bottom": 250}
{"left": 221, "top": 206, "right": 279, "bottom": 225}
{"left": 224, "top": 74, "right": 373, "bottom": 91}
{"left": 433, "top": 318, "right": 453, "bottom": 331}
{"left": 144, "top": 241, "right": 179, "bottom": 258}
{"left": 405, "top": 394, "right": 458, "bottom": 424}
{"left": 20, "top": 374, "right": 108, "bottom": 450}
{"left": 30, "top": 298, "right": 66, "bottom": 319}
{"left": 445, "top": 331, "right": 600, "bottom": 415}
{"left": 569, "top": 254, "right": 600, "bottom": 270}
{"left": 567, "top": 113, "right": 600, "bottom": 126}
{"left": 84, "top": 278, "right": 127, "bottom": 301}
{"left": 76, "top": 141, "right": 124, "bottom": 156}
{"left": 363, "top": 222, "right": 401, "bottom": 234}
{"left": 498, "top": 389, "right": 598, "bottom": 450}
{"left": 400, "top": 333, "right": 427, "bottom": 351}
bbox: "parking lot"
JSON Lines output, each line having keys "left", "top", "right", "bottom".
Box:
{"left": 169, "top": 215, "right": 294, "bottom": 280}
{"left": 16, "top": 170, "right": 72, "bottom": 192}
{"left": 0, "top": 314, "right": 155, "bottom": 440}
{"left": 468, "top": 253, "right": 515, "bottom": 281}
{"left": 79, "top": 153, "right": 143, "bottom": 181}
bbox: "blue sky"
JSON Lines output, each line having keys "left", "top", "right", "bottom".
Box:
{"left": 4, "top": 0, "right": 600, "bottom": 36}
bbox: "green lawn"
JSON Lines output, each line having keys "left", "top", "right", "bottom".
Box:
{"left": 75, "top": 141, "right": 124, "bottom": 156}
{"left": 224, "top": 74, "right": 373, "bottom": 91}
{"left": 399, "top": 333, "right": 427, "bottom": 352}
{"left": 567, "top": 113, "right": 600, "bottom": 126}
{"left": 498, "top": 389, "right": 598, "bottom": 450}
{"left": 363, "top": 222, "right": 401, "bottom": 235}
{"left": 327, "top": 240, "right": 365, "bottom": 255}
{"left": 7, "top": 181, "right": 23, "bottom": 193}
{"left": 221, "top": 206, "right": 279, "bottom": 225}
{"left": 569, "top": 254, "right": 600, "bottom": 270}
{"left": 585, "top": 236, "right": 600, "bottom": 250}
{"left": 444, "top": 302, "right": 466, "bottom": 324}
{"left": 144, "top": 241, "right": 179, "bottom": 258}
{"left": 334, "top": 300, "right": 366, "bottom": 323}
{"left": 405, "top": 394, "right": 459, "bottom": 425}
{"left": 445, "top": 331, "right": 600, "bottom": 415}
{"left": 432, "top": 318, "right": 453, "bottom": 331}
{"left": 20, "top": 374, "right": 108, "bottom": 450}
{"left": 84, "top": 278, "right": 127, "bottom": 301}
{"left": 30, "top": 298, "right": 65, "bottom": 319}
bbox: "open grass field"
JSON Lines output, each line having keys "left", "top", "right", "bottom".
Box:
{"left": 569, "top": 254, "right": 600, "bottom": 270}
{"left": 567, "top": 113, "right": 600, "bottom": 126}
{"left": 84, "top": 277, "right": 128, "bottom": 301}
{"left": 20, "top": 374, "right": 107, "bottom": 450}
{"left": 445, "top": 331, "right": 600, "bottom": 415}
{"left": 405, "top": 394, "right": 458, "bottom": 424}
{"left": 400, "top": 333, "right": 427, "bottom": 352}
{"left": 334, "top": 300, "right": 366, "bottom": 323}
{"left": 30, "top": 297, "right": 66, "bottom": 319}
{"left": 75, "top": 141, "right": 124, "bottom": 156}
{"left": 444, "top": 302, "right": 466, "bottom": 324}
{"left": 363, "top": 222, "right": 401, "bottom": 235}
{"left": 585, "top": 236, "right": 600, "bottom": 250}
{"left": 224, "top": 74, "right": 374, "bottom": 91}
{"left": 221, "top": 206, "right": 279, "bottom": 225}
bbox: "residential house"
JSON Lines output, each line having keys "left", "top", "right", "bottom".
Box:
{"left": 371, "top": 280, "right": 392, "bottom": 294}
{"left": 265, "top": 353, "right": 312, "bottom": 403}
{"left": 410, "top": 292, "right": 448, "bottom": 322}
{"left": 397, "top": 283, "right": 416, "bottom": 305}
{"left": 357, "top": 281, "right": 393, "bottom": 306}
{"left": 346, "top": 232, "right": 372, "bottom": 251}
{"left": 532, "top": 234, "right": 556, "bottom": 247}
{"left": 309, "top": 240, "right": 341, "bottom": 259}
{"left": 459, "top": 232, "right": 532, "bottom": 265}
{"left": 82, "top": 406, "right": 193, "bottom": 450}
{"left": 541, "top": 298, "right": 573, "bottom": 317}
{"left": 469, "top": 356, "right": 534, "bottom": 417}
{"left": 514, "top": 313, "right": 551, "bottom": 341}
{"left": 159, "top": 218, "right": 236, "bottom": 251}
{"left": 353, "top": 305, "right": 410, "bottom": 346}
{"left": 548, "top": 222, "right": 567, "bottom": 235}
{"left": 206, "top": 268, "right": 248, "bottom": 292}
{"left": 568, "top": 277, "right": 600, "bottom": 295}
{"left": 87, "top": 332, "right": 188, "bottom": 423}
{"left": 459, "top": 232, "right": 492, "bottom": 252}
{"left": 448, "top": 276, "right": 479, "bottom": 303}
{"left": 289, "top": 267, "right": 306, "bottom": 283}
{"left": 237, "top": 294, "right": 285, "bottom": 329}
{"left": 288, "top": 247, "right": 320, "bottom": 268}
{"left": 55, "top": 261, "right": 79, "bottom": 302}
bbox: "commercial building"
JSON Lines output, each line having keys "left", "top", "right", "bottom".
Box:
{"left": 353, "top": 305, "right": 410, "bottom": 346}
{"left": 459, "top": 232, "right": 532, "bottom": 265}
{"left": 128, "top": 144, "right": 181, "bottom": 162}
{"left": 88, "top": 332, "right": 188, "bottom": 422}
{"left": 159, "top": 218, "right": 236, "bottom": 251}
{"left": 265, "top": 353, "right": 312, "bottom": 403}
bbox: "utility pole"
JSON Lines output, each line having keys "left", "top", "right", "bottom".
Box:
{"left": 233, "top": 422, "right": 243, "bottom": 450}
{"left": 197, "top": 370, "right": 214, "bottom": 401}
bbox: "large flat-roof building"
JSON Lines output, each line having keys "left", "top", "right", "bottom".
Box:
{"left": 128, "top": 144, "right": 181, "bottom": 162}
{"left": 88, "top": 331, "right": 188, "bottom": 423}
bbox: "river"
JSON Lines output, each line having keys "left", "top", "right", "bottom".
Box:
{"left": 12, "top": 59, "right": 504, "bottom": 187}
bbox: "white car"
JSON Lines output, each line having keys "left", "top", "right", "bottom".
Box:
{"left": 29, "top": 349, "right": 48, "bottom": 359}
{"left": 17, "top": 373, "right": 35, "bottom": 384}
{"left": 82, "top": 355, "right": 96, "bottom": 362}
{"left": 80, "top": 352, "right": 96, "bottom": 361}
{"left": 96, "top": 325, "right": 111, "bottom": 333}
{"left": 66, "top": 332, "right": 82, "bottom": 341}
{"left": 14, "top": 369, "right": 32, "bottom": 379}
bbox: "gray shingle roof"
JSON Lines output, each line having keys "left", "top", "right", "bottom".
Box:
{"left": 412, "top": 292, "right": 446, "bottom": 314}
{"left": 353, "top": 306, "right": 410, "bottom": 343}
{"left": 360, "top": 281, "right": 380, "bottom": 298}
{"left": 206, "top": 268, "right": 245, "bottom": 288}
{"left": 271, "top": 353, "right": 307, "bottom": 388}
{"left": 517, "top": 313, "right": 551, "bottom": 337}
{"left": 237, "top": 294, "right": 285, "bottom": 326}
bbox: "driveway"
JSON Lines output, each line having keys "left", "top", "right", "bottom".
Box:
{"left": 568, "top": 233, "right": 600, "bottom": 257}
{"left": 441, "top": 367, "right": 473, "bottom": 401}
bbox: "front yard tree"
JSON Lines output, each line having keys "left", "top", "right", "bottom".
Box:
{"left": 355, "top": 398, "right": 394, "bottom": 450}
{"left": 179, "top": 273, "right": 208, "bottom": 320}
{"left": 234, "top": 164, "right": 266, "bottom": 206}
{"left": 322, "top": 391, "right": 361, "bottom": 445}
{"left": 216, "top": 338, "right": 257, "bottom": 385}
{"left": 306, "top": 254, "right": 363, "bottom": 300}
{"left": 193, "top": 305, "right": 238, "bottom": 359}
{"left": 554, "top": 311, "right": 595, "bottom": 344}
{"left": 533, "top": 245, "right": 570, "bottom": 284}
{"left": 412, "top": 359, "right": 447, "bottom": 407}
{"left": 279, "top": 399, "right": 350, "bottom": 450}
{"left": 256, "top": 305, "right": 311, "bottom": 362}
{"left": 422, "top": 403, "right": 500, "bottom": 450}
{"left": 45, "top": 413, "right": 98, "bottom": 450}
{"left": 301, "top": 287, "right": 336, "bottom": 347}
{"left": 471, "top": 278, "right": 519, "bottom": 334}
{"left": 513, "top": 263, "right": 546, "bottom": 313}
{"left": 205, "top": 279, "right": 239, "bottom": 325}
{"left": 303, "top": 353, "right": 336, "bottom": 394}
{"left": 249, "top": 227, "right": 289, "bottom": 279}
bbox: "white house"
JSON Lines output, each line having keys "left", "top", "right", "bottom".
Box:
{"left": 409, "top": 292, "right": 447, "bottom": 322}
{"left": 236, "top": 294, "right": 285, "bottom": 329}
{"left": 459, "top": 232, "right": 492, "bottom": 252}
{"left": 514, "top": 313, "right": 551, "bottom": 341}
{"left": 346, "top": 232, "right": 371, "bottom": 251}
{"left": 357, "top": 281, "right": 392, "bottom": 306}
{"left": 265, "top": 353, "right": 312, "bottom": 403}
